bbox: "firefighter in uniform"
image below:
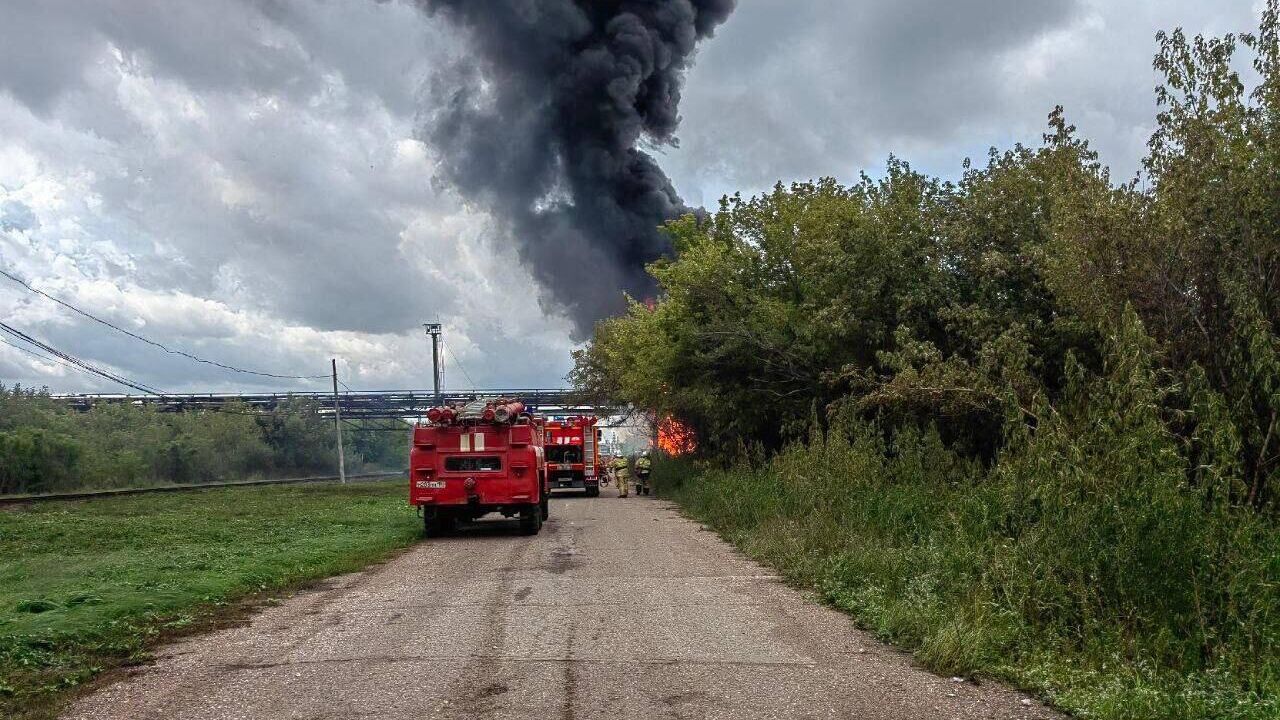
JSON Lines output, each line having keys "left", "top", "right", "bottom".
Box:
{"left": 609, "top": 455, "right": 630, "bottom": 498}
{"left": 634, "top": 452, "right": 652, "bottom": 495}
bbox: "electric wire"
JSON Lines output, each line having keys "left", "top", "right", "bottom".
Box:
{"left": 0, "top": 336, "right": 114, "bottom": 384}
{"left": 0, "top": 331, "right": 403, "bottom": 422}
{"left": 443, "top": 341, "right": 477, "bottom": 391}
{"left": 0, "top": 321, "right": 166, "bottom": 395}
{"left": 0, "top": 337, "right": 270, "bottom": 415}
{"left": 0, "top": 268, "right": 329, "bottom": 380}
{"left": 0, "top": 322, "right": 166, "bottom": 395}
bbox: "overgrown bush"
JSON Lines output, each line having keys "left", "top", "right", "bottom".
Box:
{"left": 657, "top": 321, "right": 1280, "bottom": 715}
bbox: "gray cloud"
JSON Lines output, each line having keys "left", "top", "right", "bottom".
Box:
{"left": 663, "top": 0, "right": 1264, "bottom": 204}
{"left": 0, "top": 0, "right": 574, "bottom": 393}
{"left": 2, "top": 0, "right": 454, "bottom": 332}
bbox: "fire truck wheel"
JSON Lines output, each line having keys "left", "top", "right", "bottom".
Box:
{"left": 540, "top": 495, "right": 550, "bottom": 521}
{"left": 586, "top": 486, "right": 600, "bottom": 498}
{"left": 519, "top": 505, "right": 543, "bottom": 535}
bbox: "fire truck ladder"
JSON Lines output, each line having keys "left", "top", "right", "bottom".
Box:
{"left": 583, "top": 423, "right": 597, "bottom": 480}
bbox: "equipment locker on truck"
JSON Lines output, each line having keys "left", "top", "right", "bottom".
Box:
{"left": 409, "top": 398, "right": 549, "bottom": 536}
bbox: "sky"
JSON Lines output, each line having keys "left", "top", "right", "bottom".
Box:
{"left": 0, "top": 0, "right": 1268, "bottom": 395}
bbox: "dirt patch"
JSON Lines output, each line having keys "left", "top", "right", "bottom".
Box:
{"left": 476, "top": 683, "right": 510, "bottom": 700}
{"left": 662, "top": 691, "right": 708, "bottom": 707}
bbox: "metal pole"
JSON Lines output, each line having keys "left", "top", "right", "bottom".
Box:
{"left": 432, "top": 333, "right": 441, "bottom": 407}
{"left": 424, "top": 323, "right": 442, "bottom": 407}
{"left": 332, "top": 358, "right": 347, "bottom": 484}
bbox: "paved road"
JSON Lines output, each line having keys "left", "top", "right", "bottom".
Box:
{"left": 67, "top": 488, "right": 1060, "bottom": 720}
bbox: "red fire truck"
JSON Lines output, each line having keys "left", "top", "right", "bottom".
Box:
{"left": 409, "top": 398, "right": 549, "bottom": 536}
{"left": 543, "top": 416, "right": 601, "bottom": 496}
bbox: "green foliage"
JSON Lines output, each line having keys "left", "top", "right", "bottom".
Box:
{"left": 0, "top": 386, "right": 407, "bottom": 495}
{"left": 0, "top": 480, "right": 419, "bottom": 720}
{"left": 580, "top": 5, "right": 1280, "bottom": 718}
{"left": 577, "top": 5, "right": 1280, "bottom": 506}
{"left": 0, "top": 430, "right": 81, "bottom": 496}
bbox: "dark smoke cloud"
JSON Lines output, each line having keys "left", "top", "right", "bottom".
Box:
{"left": 416, "top": 1, "right": 736, "bottom": 336}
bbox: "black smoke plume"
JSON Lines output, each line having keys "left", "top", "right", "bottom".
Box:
{"left": 416, "top": 1, "right": 736, "bottom": 336}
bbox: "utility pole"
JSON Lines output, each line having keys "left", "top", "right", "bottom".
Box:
{"left": 424, "top": 323, "right": 443, "bottom": 407}
{"left": 331, "top": 358, "right": 346, "bottom": 484}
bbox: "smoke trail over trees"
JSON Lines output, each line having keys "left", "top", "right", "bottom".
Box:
{"left": 416, "top": 1, "right": 736, "bottom": 336}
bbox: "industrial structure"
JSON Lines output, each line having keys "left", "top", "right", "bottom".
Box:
{"left": 49, "top": 389, "right": 611, "bottom": 419}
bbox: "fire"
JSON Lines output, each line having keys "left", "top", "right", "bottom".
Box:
{"left": 656, "top": 416, "right": 696, "bottom": 456}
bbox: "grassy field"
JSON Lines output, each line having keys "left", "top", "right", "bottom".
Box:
{"left": 0, "top": 480, "right": 420, "bottom": 720}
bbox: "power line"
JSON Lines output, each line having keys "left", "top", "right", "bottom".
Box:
{"left": 0, "top": 338, "right": 345, "bottom": 419}
{"left": 0, "top": 321, "right": 166, "bottom": 395}
{"left": 0, "top": 322, "right": 165, "bottom": 395}
{"left": 4, "top": 332, "right": 227, "bottom": 408}
{"left": 443, "top": 341, "right": 477, "bottom": 391}
{"left": 0, "top": 336, "right": 114, "bottom": 384}
{"left": 0, "top": 268, "right": 329, "bottom": 381}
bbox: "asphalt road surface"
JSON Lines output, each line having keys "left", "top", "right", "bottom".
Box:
{"left": 67, "top": 488, "right": 1061, "bottom": 720}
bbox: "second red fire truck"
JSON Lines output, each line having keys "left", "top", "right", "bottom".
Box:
{"left": 543, "top": 416, "right": 601, "bottom": 496}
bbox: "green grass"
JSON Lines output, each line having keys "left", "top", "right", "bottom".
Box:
{"left": 655, "top": 444, "right": 1280, "bottom": 720}
{"left": 0, "top": 480, "right": 420, "bottom": 719}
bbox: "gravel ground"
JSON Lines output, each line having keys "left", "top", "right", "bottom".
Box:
{"left": 65, "top": 488, "right": 1063, "bottom": 719}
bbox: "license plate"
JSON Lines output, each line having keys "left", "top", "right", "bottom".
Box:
{"left": 416, "top": 480, "right": 446, "bottom": 489}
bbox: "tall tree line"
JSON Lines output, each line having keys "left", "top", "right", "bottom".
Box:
{"left": 575, "top": 7, "right": 1280, "bottom": 512}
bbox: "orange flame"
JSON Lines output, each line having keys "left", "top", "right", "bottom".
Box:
{"left": 656, "top": 416, "right": 696, "bottom": 456}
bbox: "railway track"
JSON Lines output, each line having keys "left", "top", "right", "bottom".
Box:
{"left": 0, "top": 470, "right": 405, "bottom": 506}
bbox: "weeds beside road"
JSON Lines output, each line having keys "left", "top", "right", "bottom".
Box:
{"left": 656, "top": 452, "right": 1280, "bottom": 720}
{"left": 0, "top": 479, "right": 419, "bottom": 720}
